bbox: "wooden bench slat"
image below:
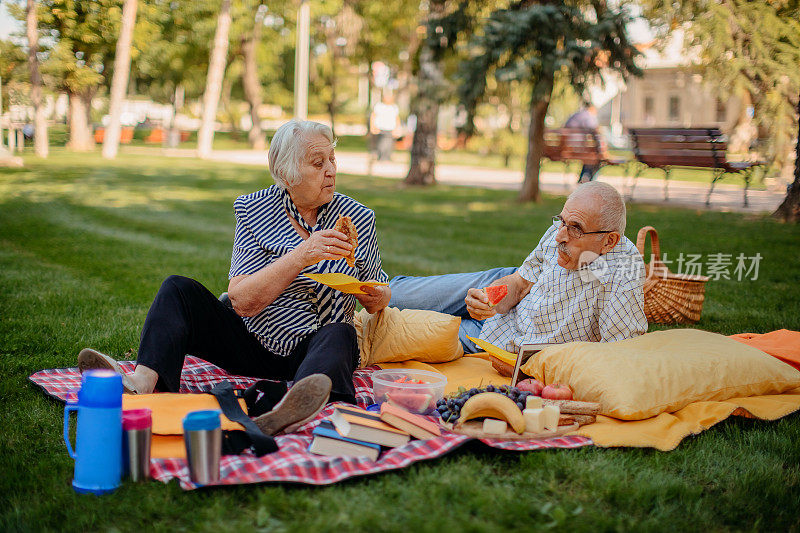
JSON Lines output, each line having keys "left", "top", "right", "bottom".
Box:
{"left": 542, "top": 128, "right": 624, "bottom": 168}
{"left": 635, "top": 149, "right": 723, "bottom": 158}
{"left": 634, "top": 141, "right": 727, "bottom": 151}
{"left": 626, "top": 126, "right": 761, "bottom": 207}
{"left": 637, "top": 157, "right": 720, "bottom": 168}
{"left": 630, "top": 127, "right": 723, "bottom": 136}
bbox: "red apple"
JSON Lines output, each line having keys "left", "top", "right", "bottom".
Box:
{"left": 517, "top": 378, "right": 545, "bottom": 396}
{"left": 541, "top": 383, "right": 573, "bottom": 400}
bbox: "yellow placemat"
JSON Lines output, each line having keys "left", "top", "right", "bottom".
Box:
{"left": 123, "top": 393, "right": 247, "bottom": 435}
{"left": 151, "top": 435, "right": 187, "bottom": 459}
{"left": 303, "top": 272, "right": 388, "bottom": 295}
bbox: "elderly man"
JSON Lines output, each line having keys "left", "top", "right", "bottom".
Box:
{"left": 388, "top": 181, "right": 648, "bottom": 354}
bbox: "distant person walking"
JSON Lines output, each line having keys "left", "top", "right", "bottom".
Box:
{"left": 370, "top": 93, "right": 400, "bottom": 161}
{"left": 564, "top": 104, "right": 605, "bottom": 184}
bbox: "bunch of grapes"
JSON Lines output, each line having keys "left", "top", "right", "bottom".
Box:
{"left": 435, "top": 385, "right": 534, "bottom": 423}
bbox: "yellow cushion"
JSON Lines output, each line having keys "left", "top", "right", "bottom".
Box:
{"left": 520, "top": 329, "right": 800, "bottom": 420}
{"left": 355, "top": 307, "right": 464, "bottom": 367}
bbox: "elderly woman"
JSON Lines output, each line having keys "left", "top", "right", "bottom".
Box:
{"left": 79, "top": 120, "right": 391, "bottom": 434}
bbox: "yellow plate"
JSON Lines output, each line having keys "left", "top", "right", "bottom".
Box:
{"left": 303, "top": 272, "right": 388, "bottom": 295}
{"left": 466, "top": 336, "right": 517, "bottom": 366}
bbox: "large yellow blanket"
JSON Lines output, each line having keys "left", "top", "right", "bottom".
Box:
{"left": 378, "top": 356, "right": 800, "bottom": 451}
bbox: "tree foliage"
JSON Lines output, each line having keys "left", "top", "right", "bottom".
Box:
{"left": 457, "top": 0, "right": 642, "bottom": 201}
{"left": 131, "top": 0, "right": 219, "bottom": 104}
{"left": 640, "top": 0, "right": 800, "bottom": 173}
{"left": 460, "top": 1, "right": 641, "bottom": 129}
{"left": 350, "top": 0, "right": 421, "bottom": 75}
{"left": 31, "top": 0, "right": 122, "bottom": 95}
{"left": 0, "top": 40, "right": 29, "bottom": 113}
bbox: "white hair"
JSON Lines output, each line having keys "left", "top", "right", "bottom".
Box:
{"left": 268, "top": 120, "right": 335, "bottom": 189}
{"left": 568, "top": 181, "right": 627, "bottom": 234}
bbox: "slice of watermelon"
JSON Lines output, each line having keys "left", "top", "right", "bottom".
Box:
{"left": 385, "top": 392, "right": 435, "bottom": 414}
{"left": 484, "top": 284, "right": 508, "bottom": 306}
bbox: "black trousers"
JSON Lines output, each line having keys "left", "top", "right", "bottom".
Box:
{"left": 137, "top": 275, "right": 359, "bottom": 403}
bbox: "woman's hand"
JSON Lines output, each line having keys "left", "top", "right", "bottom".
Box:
{"left": 355, "top": 284, "right": 391, "bottom": 314}
{"left": 295, "top": 229, "right": 353, "bottom": 267}
{"left": 465, "top": 287, "right": 496, "bottom": 320}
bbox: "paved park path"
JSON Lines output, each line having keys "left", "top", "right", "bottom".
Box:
{"left": 160, "top": 148, "right": 786, "bottom": 214}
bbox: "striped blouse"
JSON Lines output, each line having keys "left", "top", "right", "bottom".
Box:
{"left": 229, "top": 185, "right": 388, "bottom": 357}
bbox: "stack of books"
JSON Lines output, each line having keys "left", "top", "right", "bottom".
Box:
{"left": 308, "top": 404, "right": 442, "bottom": 461}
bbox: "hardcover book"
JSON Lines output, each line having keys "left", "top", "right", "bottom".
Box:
{"left": 379, "top": 402, "right": 441, "bottom": 440}
{"left": 308, "top": 421, "right": 381, "bottom": 461}
{"left": 330, "top": 405, "right": 410, "bottom": 448}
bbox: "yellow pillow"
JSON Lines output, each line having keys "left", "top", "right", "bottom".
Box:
{"left": 354, "top": 307, "right": 464, "bottom": 367}
{"left": 520, "top": 329, "right": 800, "bottom": 420}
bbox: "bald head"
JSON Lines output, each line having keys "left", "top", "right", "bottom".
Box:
{"left": 567, "top": 181, "right": 626, "bottom": 234}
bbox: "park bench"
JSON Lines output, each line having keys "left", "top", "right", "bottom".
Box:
{"left": 543, "top": 128, "right": 627, "bottom": 184}
{"left": 627, "top": 127, "right": 764, "bottom": 207}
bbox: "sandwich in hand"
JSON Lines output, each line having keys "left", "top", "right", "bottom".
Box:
{"left": 333, "top": 215, "right": 358, "bottom": 267}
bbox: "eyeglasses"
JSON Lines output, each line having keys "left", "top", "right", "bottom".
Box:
{"left": 552, "top": 215, "right": 613, "bottom": 240}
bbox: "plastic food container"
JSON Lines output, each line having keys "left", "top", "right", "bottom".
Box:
{"left": 371, "top": 369, "right": 447, "bottom": 415}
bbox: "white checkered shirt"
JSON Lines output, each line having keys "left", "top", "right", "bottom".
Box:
{"left": 479, "top": 226, "right": 648, "bottom": 352}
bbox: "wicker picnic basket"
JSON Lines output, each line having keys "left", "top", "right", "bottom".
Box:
{"left": 636, "top": 226, "right": 710, "bottom": 324}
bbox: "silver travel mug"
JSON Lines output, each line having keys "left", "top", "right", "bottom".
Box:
{"left": 182, "top": 410, "right": 222, "bottom": 484}
{"left": 122, "top": 408, "right": 152, "bottom": 482}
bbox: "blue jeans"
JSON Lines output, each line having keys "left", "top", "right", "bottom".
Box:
{"left": 388, "top": 267, "right": 517, "bottom": 353}
{"left": 578, "top": 164, "right": 598, "bottom": 183}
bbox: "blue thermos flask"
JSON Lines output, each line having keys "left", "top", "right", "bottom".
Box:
{"left": 63, "top": 369, "right": 123, "bottom": 494}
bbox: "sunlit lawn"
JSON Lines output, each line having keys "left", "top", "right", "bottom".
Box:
{"left": 1, "top": 151, "right": 798, "bottom": 531}
{"left": 40, "top": 123, "right": 757, "bottom": 188}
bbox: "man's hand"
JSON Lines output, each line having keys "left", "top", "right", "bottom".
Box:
{"left": 355, "top": 283, "right": 391, "bottom": 314}
{"left": 465, "top": 287, "right": 496, "bottom": 320}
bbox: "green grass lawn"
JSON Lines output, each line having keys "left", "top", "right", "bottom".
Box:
{"left": 34, "top": 123, "right": 755, "bottom": 189}
{"left": 1, "top": 152, "right": 799, "bottom": 532}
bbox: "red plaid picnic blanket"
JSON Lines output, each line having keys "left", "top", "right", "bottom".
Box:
{"left": 29, "top": 356, "right": 593, "bottom": 490}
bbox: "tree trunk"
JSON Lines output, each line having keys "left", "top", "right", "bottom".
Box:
{"left": 67, "top": 89, "right": 95, "bottom": 151}
{"left": 397, "top": 20, "right": 421, "bottom": 119}
{"left": 220, "top": 78, "right": 238, "bottom": 138}
{"left": 102, "top": 0, "right": 138, "bottom": 160}
{"left": 327, "top": 94, "right": 337, "bottom": 139}
{"left": 242, "top": 7, "right": 266, "bottom": 150}
{"left": 772, "top": 91, "right": 800, "bottom": 222}
{"left": 728, "top": 90, "right": 757, "bottom": 154}
{"left": 197, "top": 0, "right": 232, "bottom": 159}
{"left": 167, "top": 84, "right": 184, "bottom": 148}
{"left": 404, "top": 0, "right": 446, "bottom": 186}
{"left": 26, "top": 0, "right": 48, "bottom": 158}
{"left": 519, "top": 73, "right": 555, "bottom": 203}
{"left": 364, "top": 59, "right": 373, "bottom": 150}
{"left": 327, "top": 49, "right": 337, "bottom": 138}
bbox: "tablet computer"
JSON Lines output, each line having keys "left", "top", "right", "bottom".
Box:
{"left": 510, "top": 343, "right": 555, "bottom": 386}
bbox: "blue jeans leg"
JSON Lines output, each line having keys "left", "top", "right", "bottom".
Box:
{"left": 578, "top": 164, "right": 599, "bottom": 183}
{"left": 388, "top": 267, "right": 517, "bottom": 352}
{"left": 459, "top": 317, "right": 485, "bottom": 354}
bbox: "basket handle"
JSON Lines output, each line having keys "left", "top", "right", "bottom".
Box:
{"left": 636, "top": 226, "right": 666, "bottom": 271}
